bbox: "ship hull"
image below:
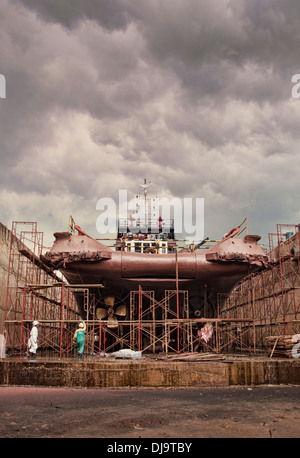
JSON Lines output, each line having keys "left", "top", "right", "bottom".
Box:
{"left": 41, "top": 230, "right": 269, "bottom": 318}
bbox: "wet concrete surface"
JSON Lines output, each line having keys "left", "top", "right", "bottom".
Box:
{"left": 0, "top": 385, "right": 299, "bottom": 438}
{"left": 1, "top": 356, "right": 299, "bottom": 387}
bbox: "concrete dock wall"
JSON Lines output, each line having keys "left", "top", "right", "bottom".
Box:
{"left": 0, "top": 359, "right": 299, "bottom": 388}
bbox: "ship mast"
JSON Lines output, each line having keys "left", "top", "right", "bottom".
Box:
{"left": 139, "top": 178, "right": 152, "bottom": 224}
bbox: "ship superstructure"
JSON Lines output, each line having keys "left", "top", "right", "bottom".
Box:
{"left": 115, "top": 179, "right": 175, "bottom": 254}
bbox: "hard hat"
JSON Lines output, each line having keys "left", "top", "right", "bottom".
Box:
{"left": 79, "top": 323, "right": 84, "bottom": 328}
{"left": 33, "top": 321, "right": 39, "bottom": 326}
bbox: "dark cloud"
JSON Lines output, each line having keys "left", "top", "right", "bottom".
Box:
{"left": 1, "top": 0, "right": 300, "bottom": 247}
{"left": 13, "top": 0, "right": 133, "bottom": 31}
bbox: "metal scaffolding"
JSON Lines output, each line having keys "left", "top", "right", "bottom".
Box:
{"left": 219, "top": 224, "right": 300, "bottom": 354}
{"left": 3, "top": 222, "right": 82, "bottom": 358}
{"left": 2, "top": 221, "right": 299, "bottom": 360}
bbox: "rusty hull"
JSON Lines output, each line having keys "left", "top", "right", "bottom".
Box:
{"left": 41, "top": 229, "right": 269, "bottom": 316}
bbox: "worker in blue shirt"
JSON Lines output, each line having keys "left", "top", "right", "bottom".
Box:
{"left": 73, "top": 322, "right": 86, "bottom": 361}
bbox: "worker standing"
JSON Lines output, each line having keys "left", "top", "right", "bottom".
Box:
{"left": 28, "top": 321, "right": 39, "bottom": 361}
{"left": 73, "top": 322, "right": 86, "bottom": 361}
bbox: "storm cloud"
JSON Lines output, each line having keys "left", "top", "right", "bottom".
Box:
{"left": 1, "top": 0, "right": 300, "bottom": 247}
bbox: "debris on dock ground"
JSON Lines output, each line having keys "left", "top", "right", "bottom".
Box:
{"left": 162, "top": 352, "right": 226, "bottom": 362}
{"left": 266, "top": 335, "right": 300, "bottom": 358}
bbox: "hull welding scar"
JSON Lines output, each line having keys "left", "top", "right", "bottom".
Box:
{"left": 41, "top": 225, "right": 270, "bottom": 320}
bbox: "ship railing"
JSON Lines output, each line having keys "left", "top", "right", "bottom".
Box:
{"left": 117, "top": 218, "right": 174, "bottom": 235}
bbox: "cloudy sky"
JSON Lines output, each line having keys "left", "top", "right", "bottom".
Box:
{"left": 1, "top": 0, "right": 300, "bottom": 249}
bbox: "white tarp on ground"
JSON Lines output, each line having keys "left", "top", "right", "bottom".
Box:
{"left": 111, "top": 349, "right": 142, "bottom": 359}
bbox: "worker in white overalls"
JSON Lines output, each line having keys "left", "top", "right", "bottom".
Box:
{"left": 28, "top": 320, "right": 39, "bottom": 360}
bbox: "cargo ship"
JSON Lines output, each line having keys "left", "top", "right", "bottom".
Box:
{"left": 41, "top": 181, "right": 269, "bottom": 329}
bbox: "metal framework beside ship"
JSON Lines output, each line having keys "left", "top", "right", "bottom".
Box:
{"left": 2, "top": 221, "right": 300, "bottom": 360}
{"left": 4, "top": 285, "right": 257, "bottom": 358}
